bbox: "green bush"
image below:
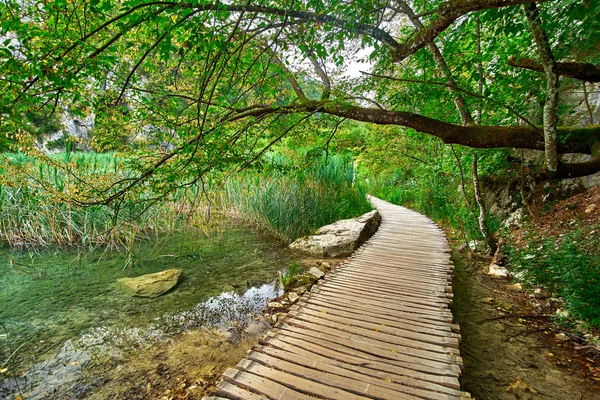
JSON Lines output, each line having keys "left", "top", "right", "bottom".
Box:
{"left": 507, "top": 228, "right": 600, "bottom": 327}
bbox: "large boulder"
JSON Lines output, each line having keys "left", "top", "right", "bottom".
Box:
{"left": 290, "top": 210, "right": 381, "bottom": 257}
{"left": 117, "top": 269, "right": 182, "bottom": 298}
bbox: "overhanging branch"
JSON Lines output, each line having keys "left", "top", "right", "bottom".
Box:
{"left": 229, "top": 100, "right": 600, "bottom": 154}
{"left": 509, "top": 56, "right": 600, "bottom": 82}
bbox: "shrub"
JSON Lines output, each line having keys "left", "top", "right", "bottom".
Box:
{"left": 507, "top": 227, "right": 600, "bottom": 327}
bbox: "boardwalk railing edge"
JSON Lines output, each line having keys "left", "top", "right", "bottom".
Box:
{"left": 204, "top": 196, "right": 470, "bottom": 400}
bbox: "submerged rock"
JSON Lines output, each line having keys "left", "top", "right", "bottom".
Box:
{"left": 117, "top": 269, "right": 182, "bottom": 298}
{"left": 289, "top": 210, "right": 381, "bottom": 257}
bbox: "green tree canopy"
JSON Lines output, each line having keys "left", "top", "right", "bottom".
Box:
{"left": 1, "top": 0, "right": 599, "bottom": 202}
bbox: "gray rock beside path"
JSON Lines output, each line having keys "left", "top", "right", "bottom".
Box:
{"left": 289, "top": 210, "right": 381, "bottom": 257}
{"left": 117, "top": 269, "right": 182, "bottom": 298}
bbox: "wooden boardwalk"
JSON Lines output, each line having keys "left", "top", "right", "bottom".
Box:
{"left": 207, "top": 197, "right": 469, "bottom": 399}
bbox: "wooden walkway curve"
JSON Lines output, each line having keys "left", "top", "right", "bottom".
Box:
{"left": 207, "top": 196, "right": 470, "bottom": 399}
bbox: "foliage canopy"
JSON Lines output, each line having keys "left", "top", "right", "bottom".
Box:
{"left": 1, "top": 0, "right": 599, "bottom": 202}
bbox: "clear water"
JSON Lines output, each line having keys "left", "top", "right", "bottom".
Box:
{"left": 0, "top": 220, "right": 294, "bottom": 399}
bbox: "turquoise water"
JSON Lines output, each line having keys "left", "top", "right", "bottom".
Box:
{"left": 0, "top": 221, "right": 295, "bottom": 398}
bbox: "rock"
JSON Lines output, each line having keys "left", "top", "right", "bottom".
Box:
{"left": 267, "top": 302, "right": 284, "bottom": 309}
{"left": 295, "top": 286, "right": 307, "bottom": 295}
{"left": 488, "top": 264, "right": 509, "bottom": 278}
{"left": 308, "top": 267, "right": 325, "bottom": 280}
{"left": 555, "top": 333, "right": 569, "bottom": 342}
{"left": 575, "top": 322, "right": 588, "bottom": 333}
{"left": 288, "top": 292, "right": 299, "bottom": 303}
{"left": 270, "top": 312, "right": 286, "bottom": 325}
{"left": 506, "top": 379, "right": 537, "bottom": 398}
{"left": 244, "top": 321, "right": 267, "bottom": 336}
{"left": 117, "top": 269, "right": 181, "bottom": 298}
{"left": 319, "top": 261, "right": 331, "bottom": 269}
{"left": 289, "top": 210, "right": 381, "bottom": 257}
{"left": 503, "top": 208, "right": 523, "bottom": 228}
{"left": 507, "top": 283, "right": 522, "bottom": 291}
{"left": 469, "top": 240, "right": 483, "bottom": 251}
{"left": 222, "top": 284, "right": 235, "bottom": 292}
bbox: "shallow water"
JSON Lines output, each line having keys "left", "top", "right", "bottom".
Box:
{"left": 0, "top": 220, "right": 294, "bottom": 399}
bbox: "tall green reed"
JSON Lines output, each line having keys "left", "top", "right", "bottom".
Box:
{"left": 0, "top": 152, "right": 197, "bottom": 248}
{"left": 220, "top": 154, "right": 372, "bottom": 243}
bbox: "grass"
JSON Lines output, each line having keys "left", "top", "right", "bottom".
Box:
{"left": 278, "top": 263, "right": 300, "bottom": 291}
{"left": 220, "top": 154, "right": 373, "bottom": 242}
{"left": 1, "top": 150, "right": 372, "bottom": 248}
{"left": 0, "top": 151, "right": 196, "bottom": 248}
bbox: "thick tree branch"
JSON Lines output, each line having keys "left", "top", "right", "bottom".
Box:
{"left": 392, "top": 0, "right": 550, "bottom": 62}
{"left": 509, "top": 56, "right": 600, "bottom": 82}
{"left": 557, "top": 142, "right": 600, "bottom": 178}
{"left": 233, "top": 101, "right": 600, "bottom": 154}
{"left": 525, "top": 3, "right": 559, "bottom": 174}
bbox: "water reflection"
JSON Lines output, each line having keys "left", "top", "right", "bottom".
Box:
{"left": 0, "top": 282, "right": 282, "bottom": 400}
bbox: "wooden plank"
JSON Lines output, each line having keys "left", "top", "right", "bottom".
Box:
{"left": 280, "top": 320, "right": 461, "bottom": 366}
{"left": 308, "top": 288, "right": 454, "bottom": 322}
{"left": 293, "top": 301, "right": 458, "bottom": 339}
{"left": 301, "top": 294, "right": 455, "bottom": 330}
{"left": 341, "top": 259, "right": 452, "bottom": 276}
{"left": 311, "top": 283, "right": 451, "bottom": 310}
{"left": 285, "top": 311, "right": 458, "bottom": 354}
{"left": 325, "top": 275, "right": 452, "bottom": 302}
{"left": 219, "top": 369, "right": 309, "bottom": 400}
{"left": 236, "top": 359, "right": 371, "bottom": 400}
{"left": 250, "top": 347, "right": 462, "bottom": 400}
{"left": 261, "top": 335, "right": 463, "bottom": 394}
{"left": 324, "top": 274, "right": 451, "bottom": 299}
{"left": 290, "top": 305, "right": 460, "bottom": 346}
{"left": 273, "top": 325, "right": 461, "bottom": 375}
{"left": 331, "top": 269, "right": 450, "bottom": 289}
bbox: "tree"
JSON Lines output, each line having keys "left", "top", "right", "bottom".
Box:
{"left": 1, "top": 0, "right": 599, "bottom": 203}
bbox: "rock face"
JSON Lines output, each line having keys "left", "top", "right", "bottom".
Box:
{"left": 289, "top": 210, "right": 381, "bottom": 257}
{"left": 117, "top": 269, "right": 182, "bottom": 298}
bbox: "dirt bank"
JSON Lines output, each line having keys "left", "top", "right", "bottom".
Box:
{"left": 453, "top": 252, "right": 600, "bottom": 399}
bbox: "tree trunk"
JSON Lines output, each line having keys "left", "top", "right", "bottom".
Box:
{"left": 583, "top": 82, "right": 594, "bottom": 125}
{"left": 472, "top": 153, "right": 497, "bottom": 253}
{"left": 524, "top": 3, "right": 559, "bottom": 175}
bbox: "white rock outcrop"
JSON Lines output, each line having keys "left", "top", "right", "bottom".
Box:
{"left": 289, "top": 210, "right": 381, "bottom": 257}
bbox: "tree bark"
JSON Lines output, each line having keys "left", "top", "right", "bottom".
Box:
{"left": 472, "top": 153, "right": 497, "bottom": 253}
{"left": 524, "top": 3, "right": 559, "bottom": 175}
{"left": 509, "top": 57, "right": 600, "bottom": 82}
{"left": 237, "top": 101, "right": 600, "bottom": 156}
{"left": 583, "top": 82, "right": 595, "bottom": 125}
{"left": 390, "top": 0, "right": 550, "bottom": 62}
